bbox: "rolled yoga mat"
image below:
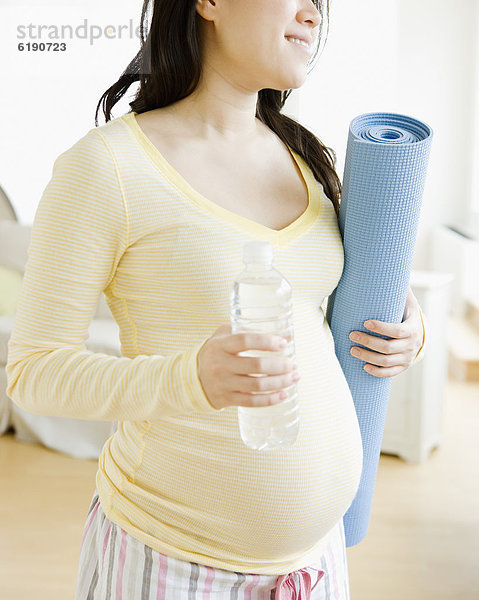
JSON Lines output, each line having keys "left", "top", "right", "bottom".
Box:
{"left": 326, "top": 112, "right": 433, "bottom": 547}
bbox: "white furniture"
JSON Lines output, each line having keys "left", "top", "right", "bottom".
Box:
{"left": 0, "top": 219, "right": 120, "bottom": 458}
{"left": 381, "top": 271, "right": 454, "bottom": 463}
{"left": 431, "top": 224, "right": 479, "bottom": 317}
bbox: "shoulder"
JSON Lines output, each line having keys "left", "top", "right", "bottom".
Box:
{"left": 37, "top": 119, "right": 131, "bottom": 230}
{"left": 54, "top": 114, "right": 133, "bottom": 166}
{"left": 46, "top": 116, "right": 137, "bottom": 202}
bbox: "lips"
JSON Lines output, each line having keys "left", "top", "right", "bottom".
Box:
{"left": 285, "top": 36, "right": 314, "bottom": 55}
{"left": 284, "top": 34, "right": 314, "bottom": 47}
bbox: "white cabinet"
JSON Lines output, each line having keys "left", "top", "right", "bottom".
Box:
{"left": 381, "top": 271, "right": 454, "bottom": 463}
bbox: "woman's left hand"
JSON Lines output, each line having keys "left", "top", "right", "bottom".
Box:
{"left": 348, "top": 287, "right": 425, "bottom": 378}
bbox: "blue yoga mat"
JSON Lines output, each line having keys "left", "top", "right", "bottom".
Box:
{"left": 326, "top": 112, "right": 433, "bottom": 547}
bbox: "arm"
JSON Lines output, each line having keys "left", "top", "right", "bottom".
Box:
{"left": 6, "top": 129, "right": 219, "bottom": 421}
{"left": 348, "top": 286, "right": 427, "bottom": 378}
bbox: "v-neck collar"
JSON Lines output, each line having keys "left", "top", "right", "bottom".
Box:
{"left": 122, "top": 111, "right": 322, "bottom": 245}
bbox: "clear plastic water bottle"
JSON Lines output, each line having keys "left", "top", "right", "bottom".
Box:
{"left": 230, "top": 241, "right": 300, "bottom": 451}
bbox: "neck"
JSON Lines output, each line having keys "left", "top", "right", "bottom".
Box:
{"left": 169, "top": 63, "right": 265, "bottom": 143}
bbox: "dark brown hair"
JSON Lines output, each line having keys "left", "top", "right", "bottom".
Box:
{"left": 95, "top": 0, "right": 341, "bottom": 216}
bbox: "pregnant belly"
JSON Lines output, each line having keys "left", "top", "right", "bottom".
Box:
{"left": 124, "top": 367, "right": 362, "bottom": 560}
{"left": 108, "top": 319, "right": 363, "bottom": 560}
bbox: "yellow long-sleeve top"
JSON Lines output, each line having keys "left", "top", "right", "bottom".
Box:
{"left": 6, "top": 111, "right": 363, "bottom": 575}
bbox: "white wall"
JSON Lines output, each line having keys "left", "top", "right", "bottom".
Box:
{"left": 470, "top": 0, "right": 479, "bottom": 234}
{"left": 396, "top": 0, "right": 479, "bottom": 257}
{"left": 299, "top": 0, "right": 400, "bottom": 175}
{"left": 298, "top": 0, "right": 479, "bottom": 268}
{"left": 0, "top": 0, "right": 142, "bottom": 224}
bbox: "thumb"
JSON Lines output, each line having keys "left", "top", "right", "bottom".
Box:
{"left": 213, "top": 323, "right": 232, "bottom": 337}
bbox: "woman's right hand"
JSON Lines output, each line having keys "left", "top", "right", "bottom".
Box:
{"left": 197, "top": 324, "right": 299, "bottom": 411}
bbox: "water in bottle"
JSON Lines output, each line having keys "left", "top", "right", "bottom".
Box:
{"left": 230, "top": 240, "right": 300, "bottom": 450}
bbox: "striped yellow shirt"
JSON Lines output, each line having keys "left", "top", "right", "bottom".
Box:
{"left": 6, "top": 111, "right": 363, "bottom": 575}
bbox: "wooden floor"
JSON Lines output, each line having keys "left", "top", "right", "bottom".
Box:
{"left": 1, "top": 378, "right": 478, "bottom": 600}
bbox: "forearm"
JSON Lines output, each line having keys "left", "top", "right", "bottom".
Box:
{"left": 6, "top": 338, "right": 216, "bottom": 421}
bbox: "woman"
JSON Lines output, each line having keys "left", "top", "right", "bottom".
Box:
{"left": 6, "top": 0, "right": 425, "bottom": 598}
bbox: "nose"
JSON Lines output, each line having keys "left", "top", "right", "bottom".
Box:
{"left": 297, "top": 0, "right": 322, "bottom": 29}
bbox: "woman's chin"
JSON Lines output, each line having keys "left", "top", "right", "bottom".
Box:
{"left": 276, "top": 69, "right": 308, "bottom": 91}
{"left": 271, "top": 76, "right": 307, "bottom": 92}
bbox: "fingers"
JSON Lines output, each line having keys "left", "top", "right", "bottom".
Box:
{"left": 347, "top": 335, "right": 409, "bottom": 378}
{"left": 227, "top": 353, "right": 295, "bottom": 376}
{"left": 222, "top": 332, "right": 287, "bottom": 355}
{"left": 349, "top": 315, "right": 420, "bottom": 375}
{"left": 362, "top": 363, "right": 406, "bottom": 378}
{"left": 348, "top": 327, "right": 409, "bottom": 377}
{"left": 233, "top": 370, "right": 300, "bottom": 394}
{"left": 230, "top": 389, "right": 290, "bottom": 408}
{"left": 349, "top": 331, "right": 414, "bottom": 354}
{"left": 349, "top": 330, "right": 411, "bottom": 355}
{"left": 197, "top": 327, "right": 298, "bottom": 410}
{"left": 350, "top": 346, "right": 407, "bottom": 369}
{"left": 363, "top": 319, "right": 413, "bottom": 340}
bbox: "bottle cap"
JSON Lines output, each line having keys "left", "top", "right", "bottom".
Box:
{"left": 243, "top": 241, "right": 274, "bottom": 264}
